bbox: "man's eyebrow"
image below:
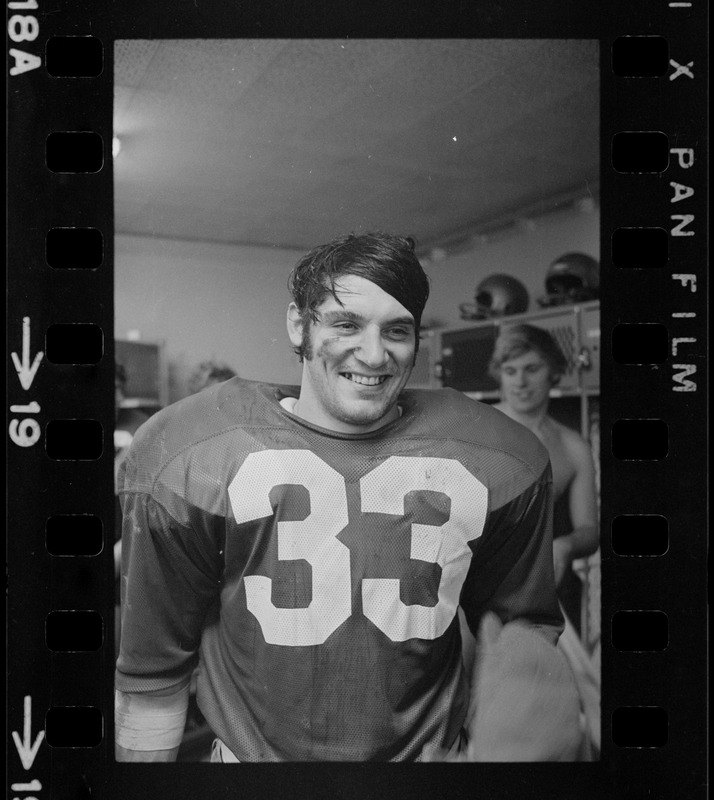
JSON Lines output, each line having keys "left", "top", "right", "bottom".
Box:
{"left": 386, "top": 316, "right": 416, "bottom": 327}
{"left": 320, "top": 309, "right": 362, "bottom": 323}
{"left": 319, "top": 310, "right": 415, "bottom": 327}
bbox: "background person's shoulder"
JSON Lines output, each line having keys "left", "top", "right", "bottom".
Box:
{"left": 409, "top": 387, "right": 549, "bottom": 475}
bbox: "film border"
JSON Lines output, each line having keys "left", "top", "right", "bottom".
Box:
{"left": 6, "top": 2, "right": 708, "bottom": 798}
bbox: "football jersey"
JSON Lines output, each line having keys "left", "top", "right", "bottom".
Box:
{"left": 116, "top": 378, "right": 561, "bottom": 761}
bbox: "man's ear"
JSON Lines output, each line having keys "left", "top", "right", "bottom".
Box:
{"left": 286, "top": 302, "right": 304, "bottom": 348}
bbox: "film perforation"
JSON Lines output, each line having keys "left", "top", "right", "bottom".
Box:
{"left": 611, "top": 515, "right": 669, "bottom": 557}
{"left": 45, "top": 323, "right": 104, "bottom": 365}
{"left": 611, "top": 323, "right": 668, "bottom": 365}
{"left": 611, "top": 227, "right": 668, "bottom": 269}
{"left": 45, "top": 35, "right": 103, "bottom": 78}
{"left": 611, "top": 707, "right": 668, "bottom": 748}
{"left": 46, "top": 610, "right": 104, "bottom": 652}
{"left": 46, "top": 131, "right": 104, "bottom": 173}
{"left": 611, "top": 419, "right": 668, "bottom": 461}
{"left": 46, "top": 227, "right": 104, "bottom": 270}
{"left": 45, "top": 419, "right": 103, "bottom": 460}
{"left": 611, "top": 36, "right": 669, "bottom": 78}
{"left": 44, "top": 706, "right": 103, "bottom": 748}
{"left": 611, "top": 131, "right": 670, "bottom": 173}
{"left": 45, "top": 515, "right": 104, "bottom": 557}
{"left": 611, "top": 610, "right": 668, "bottom": 652}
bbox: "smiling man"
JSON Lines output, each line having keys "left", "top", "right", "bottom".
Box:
{"left": 115, "top": 232, "right": 580, "bottom": 763}
{"left": 285, "top": 236, "right": 424, "bottom": 433}
{"left": 286, "top": 276, "right": 416, "bottom": 432}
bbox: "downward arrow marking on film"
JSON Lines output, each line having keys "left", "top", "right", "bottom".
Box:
{"left": 11, "top": 316, "right": 44, "bottom": 391}
{"left": 12, "top": 696, "right": 45, "bottom": 771}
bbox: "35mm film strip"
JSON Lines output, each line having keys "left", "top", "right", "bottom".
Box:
{"left": 7, "top": 3, "right": 707, "bottom": 798}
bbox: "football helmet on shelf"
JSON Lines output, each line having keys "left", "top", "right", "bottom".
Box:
{"left": 538, "top": 252, "right": 599, "bottom": 307}
{"left": 460, "top": 274, "right": 530, "bottom": 320}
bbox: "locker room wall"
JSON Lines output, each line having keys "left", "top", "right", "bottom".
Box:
{"left": 115, "top": 205, "right": 598, "bottom": 403}
{"left": 115, "top": 234, "right": 304, "bottom": 401}
{"left": 421, "top": 205, "right": 600, "bottom": 330}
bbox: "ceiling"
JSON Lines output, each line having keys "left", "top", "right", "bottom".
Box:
{"left": 113, "top": 39, "right": 599, "bottom": 255}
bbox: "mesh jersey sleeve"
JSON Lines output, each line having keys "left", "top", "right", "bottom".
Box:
{"left": 459, "top": 462, "right": 563, "bottom": 645}
{"left": 115, "top": 489, "right": 224, "bottom": 694}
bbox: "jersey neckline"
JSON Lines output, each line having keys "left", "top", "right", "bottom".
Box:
{"left": 271, "top": 384, "right": 412, "bottom": 441}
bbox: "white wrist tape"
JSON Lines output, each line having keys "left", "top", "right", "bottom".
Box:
{"left": 115, "top": 685, "right": 189, "bottom": 751}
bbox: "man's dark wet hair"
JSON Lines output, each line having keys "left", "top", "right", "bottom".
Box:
{"left": 287, "top": 232, "right": 430, "bottom": 361}
{"left": 489, "top": 324, "right": 569, "bottom": 386}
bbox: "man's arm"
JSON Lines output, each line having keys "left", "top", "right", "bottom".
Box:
{"left": 460, "top": 461, "right": 563, "bottom": 644}
{"left": 553, "top": 435, "right": 599, "bottom": 585}
{"left": 115, "top": 744, "right": 180, "bottom": 763}
{"left": 115, "top": 483, "right": 220, "bottom": 762}
{"left": 115, "top": 684, "right": 189, "bottom": 763}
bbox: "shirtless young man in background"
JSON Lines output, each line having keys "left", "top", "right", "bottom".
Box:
{"left": 490, "top": 324, "right": 599, "bottom": 596}
{"left": 486, "top": 322, "right": 601, "bottom": 758}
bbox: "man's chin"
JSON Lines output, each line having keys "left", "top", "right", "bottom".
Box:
{"left": 335, "top": 399, "right": 398, "bottom": 431}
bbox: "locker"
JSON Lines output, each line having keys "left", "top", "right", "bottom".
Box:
{"left": 116, "top": 339, "right": 169, "bottom": 412}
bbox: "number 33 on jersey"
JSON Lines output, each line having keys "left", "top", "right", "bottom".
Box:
{"left": 228, "top": 450, "right": 488, "bottom": 647}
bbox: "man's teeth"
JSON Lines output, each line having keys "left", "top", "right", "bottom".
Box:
{"left": 343, "top": 373, "right": 387, "bottom": 386}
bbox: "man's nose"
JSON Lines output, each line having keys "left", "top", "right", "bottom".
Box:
{"left": 355, "top": 328, "right": 388, "bottom": 368}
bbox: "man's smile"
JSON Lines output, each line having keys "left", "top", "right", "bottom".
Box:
{"left": 340, "top": 372, "right": 389, "bottom": 386}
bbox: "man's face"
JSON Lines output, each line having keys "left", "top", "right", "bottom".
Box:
{"left": 288, "top": 275, "right": 417, "bottom": 434}
{"left": 498, "top": 350, "right": 553, "bottom": 414}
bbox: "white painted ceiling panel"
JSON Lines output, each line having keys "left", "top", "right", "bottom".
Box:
{"left": 114, "top": 39, "right": 599, "bottom": 252}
